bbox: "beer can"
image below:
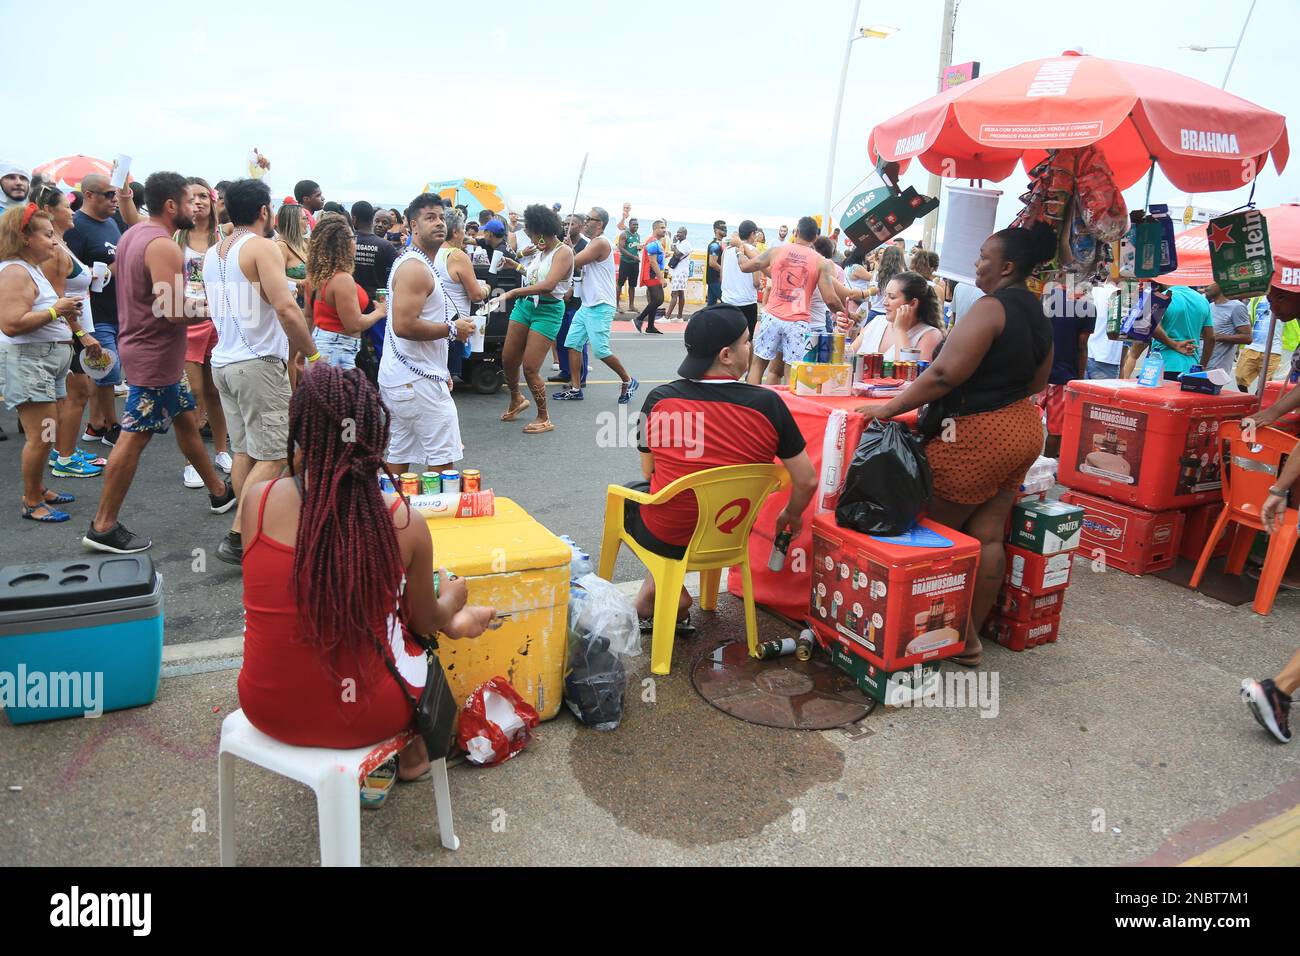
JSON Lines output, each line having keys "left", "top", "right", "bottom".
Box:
{"left": 803, "top": 332, "right": 821, "bottom": 363}
{"left": 378, "top": 473, "right": 395, "bottom": 494}
{"left": 754, "top": 638, "right": 798, "bottom": 660}
{"left": 906, "top": 362, "right": 919, "bottom": 382}
{"left": 869, "top": 352, "right": 884, "bottom": 379}
{"left": 420, "top": 471, "right": 441, "bottom": 495}
{"left": 440, "top": 469, "right": 461, "bottom": 494}
{"left": 767, "top": 529, "right": 793, "bottom": 572}
{"left": 399, "top": 472, "right": 420, "bottom": 496}
{"left": 461, "top": 469, "right": 481, "bottom": 493}
{"left": 817, "top": 332, "right": 832, "bottom": 363}
{"left": 899, "top": 347, "right": 922, "bottom": 365}
{"left": 795, "top": 634, "right": 815, "bottom": 662}
{"left": 831, "top": 332, "right": 845, "bottom": 365}
{"left": 917, "top": 360, "right": 930, "bottom": 375}
{"left": 882, "top": 360, "right": 894, "bottom": 379}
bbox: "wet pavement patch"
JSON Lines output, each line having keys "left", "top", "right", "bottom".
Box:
{"left": 568, "top": 608, "right": 849, "bottom": 847}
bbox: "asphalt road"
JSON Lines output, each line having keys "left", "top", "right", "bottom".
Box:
{"left": 0, "top": 320, "right": 688, "bottom": 646}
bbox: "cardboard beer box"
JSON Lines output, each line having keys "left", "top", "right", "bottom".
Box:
{"left": 1208, "top": 208, "right": 1274, "bottom": 299}
{"left": 1009, "top": 499, "right": 1084, "bottom": 555}
{"left": 828, "top": 643, "right": 940, "bottom": 706}
{"left": 1003, "top": 544, "right": 1073, "bottom": 594}
{"left": 789, "top": 361, "right": 852, "bottom": 397}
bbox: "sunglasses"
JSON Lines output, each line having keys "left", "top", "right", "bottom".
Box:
{"left": 87, "top": 189, "right": 118, "bottom": 200}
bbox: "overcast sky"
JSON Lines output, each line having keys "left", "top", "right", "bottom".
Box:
{"left": 14, "top": 0, "right": 1297, "bottom": 234}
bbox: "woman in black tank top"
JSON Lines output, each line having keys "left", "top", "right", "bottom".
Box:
{"left": 856, "top": 222, "right": 1056, "bottom": 666}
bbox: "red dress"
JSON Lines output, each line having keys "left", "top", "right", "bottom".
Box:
{"left": 237, "top": 479, "right": 423, "bottom": 748}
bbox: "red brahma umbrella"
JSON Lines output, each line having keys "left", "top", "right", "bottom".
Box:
{"left": 868, "top": 51, "right": 1289, "bottom": 193}
{"left": 32, "top": 155, "right": 132, "bottom": 191}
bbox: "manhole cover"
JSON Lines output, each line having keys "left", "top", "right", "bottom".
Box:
{"left": 691, "top": 640, "right": 874, "bottom": 729}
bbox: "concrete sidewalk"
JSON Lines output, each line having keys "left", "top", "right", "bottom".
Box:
{"left": 2, "top": 559, "right": 1297, "bottom": 867}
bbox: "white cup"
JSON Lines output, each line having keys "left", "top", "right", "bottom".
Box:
{"left": 489, "top": 250, "right": 503, "bottom": 275}
{"left": 469, "top": 315, "right": 486, "bottom": 353}
{"left": 110, "top": 155, "right": 132, "bottom": 189}
{"left": 90, "top": 262, "right": 110, "bottom": 293}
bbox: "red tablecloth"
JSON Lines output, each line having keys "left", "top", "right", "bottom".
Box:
{"left": 725, "top": 385, "right": 917, "bottom": 620}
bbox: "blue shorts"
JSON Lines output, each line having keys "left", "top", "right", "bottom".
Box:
{"left": 121, "top": 376, "right": 198, "bottom": 434}
{"left": 564, "top": 303, "right": 616, "bottom": 359}
{"left": 312, "top": 328, "right": 360, "bottom": 370}
{"left": 92, "top": 323, "right": 123, "bottom": 387}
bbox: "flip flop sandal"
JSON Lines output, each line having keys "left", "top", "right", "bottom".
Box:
{"left": 22, "top": 503, "right": 71, "bottom": 523}
{"left": 522, "top": 420, "right": 555, "bottom": 434}
{"left": 42, "top": 489, "right": 75, "bottom": 505}
{"left": 396, "top": 766, "right": 433, "bottom": 784}
{"left": 360, "top": 758, "right": 398, "bottom": 809}
{"left": 638, "top": 611, "right": 696, "bottom": 638}
{"left": 500, "top": 400, "right": 531, "bottom": 422}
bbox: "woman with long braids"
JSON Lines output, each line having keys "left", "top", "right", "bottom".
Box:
{"left": 236, "top": 363, "right": 496, "bottom": 777}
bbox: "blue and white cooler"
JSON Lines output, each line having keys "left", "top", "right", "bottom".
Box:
{"left": 0, "top": 555, "right": 163, "bottom": 724}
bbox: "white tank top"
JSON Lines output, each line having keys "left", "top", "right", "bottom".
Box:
{"left": 206, "top": 233, "right": 289, "bottom": 368}
{"left": 0, "top": 259, "right": 69, "bottom": 345}
{"left": 379, "top": 249, "right": 451, "bottom": 387}
{"left": 579, "top": 238, "right": 616, "bottom": 308}
{"left": 527, "top": 242, "right": 572, "bottom": 300}
{"left": 62, "top": 245, "right": 95, "bottom": 334}
{"left": 433, "top": 246, "right": 472, "bottom": 319}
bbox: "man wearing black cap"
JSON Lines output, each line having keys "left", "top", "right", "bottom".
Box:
{"left": 626, "top": 304, "right": 818, "bottom": 629}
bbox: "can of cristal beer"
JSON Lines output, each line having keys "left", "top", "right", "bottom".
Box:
{"left": 420, "top": 471, "right": 441, "bottom": 495}
{"left": 399, "top": 472, "right": 420, "bottom": 496}
{"left": 440, "top": 470, "right": 461, "bottom": 494}
{"left": 461, "top": 469, "right": 481, "bottom": 493}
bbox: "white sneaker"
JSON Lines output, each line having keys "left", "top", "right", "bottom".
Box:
{"left": 215, "top": 451, "right": 233, "bottom": 473}
{"left": 183, "top": 464, "right": 204, "bottom": 489}
{"left": 552, "top": 362, "right": 560, "bottom": 371}
{"left": 114, "top": 383, "right": 129, "bottom": 396}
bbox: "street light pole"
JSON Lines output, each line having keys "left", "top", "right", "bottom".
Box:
{"left": 822, "top": 0, "right": 863, "bottom": 234}
{"left": 921, "top": 0, "right": 957, "bottom": 250}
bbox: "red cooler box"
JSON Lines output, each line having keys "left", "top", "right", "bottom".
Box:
{"left": 1179, "top": 502, "right": 1232, "bottom": 562}
{"left": 1058, "top": 380, "right": 1257, "bottom": 511}
{"left": 1060, "top": 489, "right": 1184, "bottom": 575}
{"left": 809, "top": 514, "right": 980, "bottom": 670}
{"left": 1261, "top": 380, "right": 1300, "bottom": 431}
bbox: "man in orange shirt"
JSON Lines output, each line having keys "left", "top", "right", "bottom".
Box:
{"left": 735, "top": 216, "right": 844, "bottom": 384}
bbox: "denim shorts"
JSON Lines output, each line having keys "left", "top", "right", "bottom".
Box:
{"left": 313, "top": 328, "right": 362, "bottom": 370}
{"left": 91, "top": 323, "right": 123, "bottom": 387}
{"left": 0, "top": 341, "right": 72, "bottom": 410}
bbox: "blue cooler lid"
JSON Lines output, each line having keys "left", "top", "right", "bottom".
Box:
{"left": 0, "top": 555, "right": 156, "bottom": 612}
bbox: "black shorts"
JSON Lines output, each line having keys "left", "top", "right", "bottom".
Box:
{"left": 737, "top": 303, "right": 758, "bottom": 338}
{"left": 618, "top": 260, "right": 640, "bottom": 284}
{"left": 623, "top": 480, "right": 687, "bottom": 560}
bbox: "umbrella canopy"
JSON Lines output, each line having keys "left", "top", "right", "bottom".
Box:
{"left": 868, "top": 52, "right": 1289, "bottom": 193}
{"left": 33, "top": 155, "right": 132, "bottom": 191}
{"left": 423, "top": 178, "right": 507, "bottom": 218}
{"left": 1160, "top": 203, "right": 1300, "bottom": 292}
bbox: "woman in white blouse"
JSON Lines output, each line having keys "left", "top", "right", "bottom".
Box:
{"left": 849, "top": 270, "right": 944, "bottom": 363}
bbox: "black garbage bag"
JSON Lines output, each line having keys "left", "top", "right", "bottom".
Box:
{"left": 834, "top": 419, "right": 933, "bottom": 535}
{"left": 564, "top": 634, "right": 626, "bottom": 730}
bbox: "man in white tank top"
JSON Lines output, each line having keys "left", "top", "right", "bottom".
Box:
{"left": 379, "top": 194, "right": 473, "bottom": 473}
{"left": 553, "top": 206, "right": 638, "bottom": 404}
{"left": 205, "top": 178, "right": 318, "bottom": 565}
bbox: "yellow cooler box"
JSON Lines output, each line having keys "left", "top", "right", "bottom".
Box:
{"left": 424, "top": 497, "right": 569, "bottom": 720}
{"left": 789, "top": 361, "right": 852, "bottom": 396}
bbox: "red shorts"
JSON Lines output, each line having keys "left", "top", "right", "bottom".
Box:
{"left": 185, "top": 320, "right": 219, "bottom": 365}
{"left": 1036, "top": 384, "right": 1067, "bottom": 436}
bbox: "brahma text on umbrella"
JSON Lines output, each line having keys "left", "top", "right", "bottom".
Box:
{"left": 1180, "top": 129, "right": 1242, "bottom": 154}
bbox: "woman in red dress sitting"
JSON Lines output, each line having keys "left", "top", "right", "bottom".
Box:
{"left": 237, "top": 363, "right": 495, "bottom": 779}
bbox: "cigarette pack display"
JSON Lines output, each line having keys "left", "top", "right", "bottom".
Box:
{"left": 1009, "top": 499, "right": 1084, "bottom": 555}
{"left": 809, "top": 513, "right": 980, "bottom": 670}
{"left": 983, "top": 613, "right": 1061, "bottom": 652}
{"left": 1178, "top": 502, "right": 1233, "bottom": 563}
{"left": 995, "top": 584, "right": 1066, "bottom": 623}
{"left": 826, "top": 642, "right": 940, "bottom": 705}
{"left": 1003, "top": 544, "right": 1074, "bottom": 595}
{"left": 1057, "top": 380, "right": 1257, "bottom": 511}
{"left": 1059, "top": 489, "right": 1184, "bottom": 576}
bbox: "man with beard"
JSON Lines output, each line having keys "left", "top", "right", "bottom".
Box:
{"left": 83, "top": 173, "right": 239, "bottom": 554}
{"left": 203, "top": 178, "right": 318, "bottom": 564}
{"left": 0, "top": 160, "right": 30, "bottom": 212}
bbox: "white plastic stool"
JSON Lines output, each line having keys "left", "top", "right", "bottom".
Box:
{"left": 218, "top": 709, "right": 459, "bottom": 866}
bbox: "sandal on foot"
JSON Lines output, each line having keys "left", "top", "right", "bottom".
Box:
{"left": 638, "top": 610, "right": 695, "bottom": 637}
{"left": 397, "top": 765, "right": 433, "bottom": 784}
{"left": 42, "top": 489, "right": 75, "bottom": 505}
{"left": 500, "top": 400, "right": 531, "bottom": 422}
{"left": 522, "top": 419, "right": 555, "bottom": 434}
{"left": 360, "top": 758, "right": 398, "bottom": 809}
{"left": 22, "top": 502, "right": 71, "bottom": 523}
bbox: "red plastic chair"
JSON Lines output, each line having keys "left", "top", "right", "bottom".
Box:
{"left": 1190, "top": 421, "right": 1299, "bottom": 615}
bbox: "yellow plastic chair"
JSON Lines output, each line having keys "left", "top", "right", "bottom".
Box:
{"left": 597, "top": 463, "right": 790, "bottom": 675}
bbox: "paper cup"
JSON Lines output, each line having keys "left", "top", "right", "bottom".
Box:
{"left": 110, "top": 155, "right": 132, "bottom": 189}
{"left": 90, "top": 262, "right": 110, "bottom": 293}
{"left": 469, "top": 315, "right": 486, "bottom": 353}
{"left": 80, "top": 348, "right": 118, "bottom": 382}
{"left": 489, "top": 250, "right": 503, "bottom": 275}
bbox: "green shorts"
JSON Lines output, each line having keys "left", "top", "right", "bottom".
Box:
{"left": 509, "top": 296, "right": 565, "bottom": 342}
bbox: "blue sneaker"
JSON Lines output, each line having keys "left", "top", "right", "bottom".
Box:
{"left": 552, "top": 388, "right": 584, "bottom": 401}
{"left": 51, "top": 455, "right": 103, "bottom": 478}
{"left": 619, "top": 377, "right": 640, "bottom": 405}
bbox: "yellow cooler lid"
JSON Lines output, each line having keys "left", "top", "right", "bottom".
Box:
{"left": 424, "top": 497, "right": 571, "bottom": 577}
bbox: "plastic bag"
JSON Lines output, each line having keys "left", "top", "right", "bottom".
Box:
{"left": 457, "top": 677, "right": 539, "bottom": 766}
{"left": 834, "top": 419, "right": 933, "bottom": 535}
{"left": 564, "top": 573, "right": 640, "bottom": 730}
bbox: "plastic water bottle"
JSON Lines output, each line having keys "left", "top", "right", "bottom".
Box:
{"left": 574, "top": 550, "right": 594, "bottom": 578}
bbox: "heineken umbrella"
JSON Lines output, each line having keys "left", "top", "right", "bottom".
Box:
{"left": 1161, "top": 204, "right": 1300, "bottom": 293}
{"left": 868, "top": 51, "right": 1289, "bottom": 193}
{"left": 423, "top": 177, "right": 507, "bottom": 219}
